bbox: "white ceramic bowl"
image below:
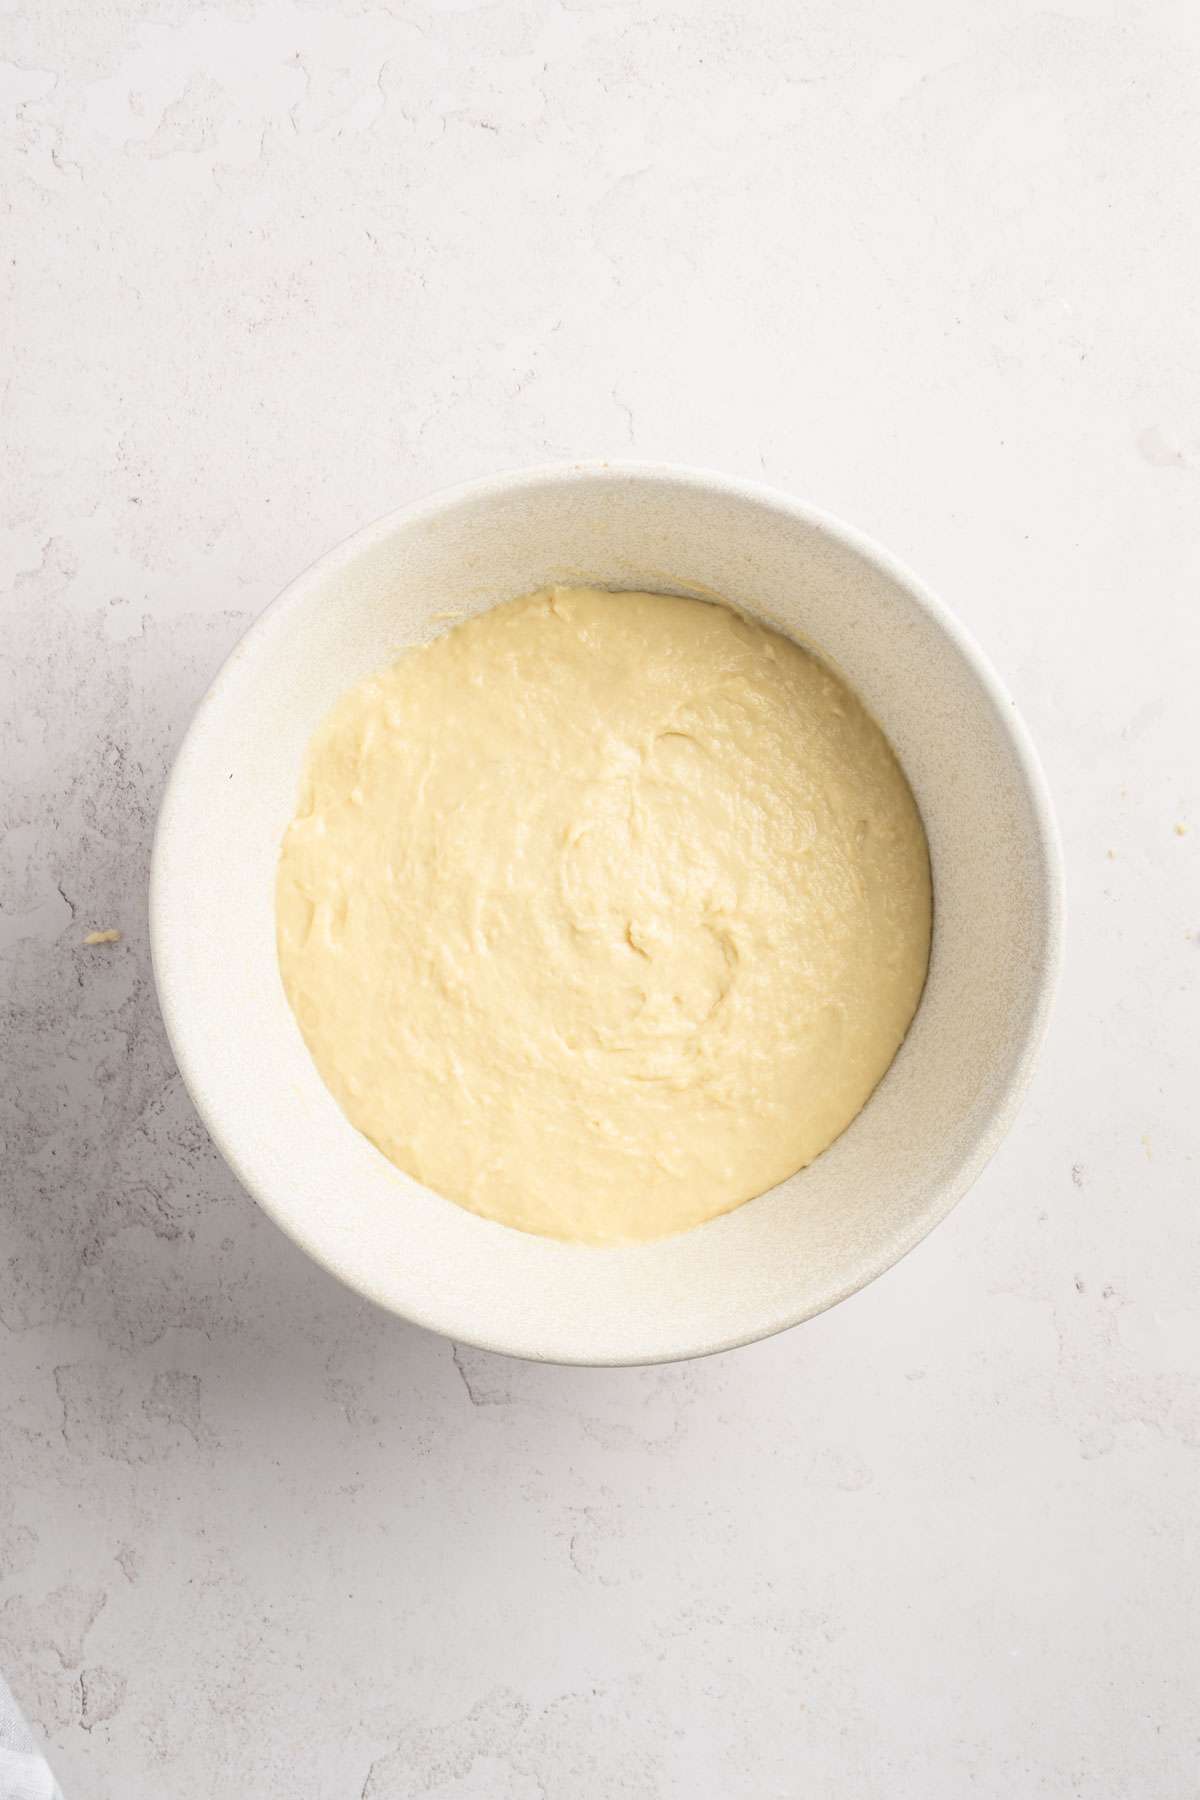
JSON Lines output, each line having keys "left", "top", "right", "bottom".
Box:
{"left": 151, "top": 463, "right": 1062, "bottom": 1364}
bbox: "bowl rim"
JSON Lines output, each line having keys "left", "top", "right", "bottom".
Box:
{"left": 150, "top": 458, "right": 1065, "bottom": 1364}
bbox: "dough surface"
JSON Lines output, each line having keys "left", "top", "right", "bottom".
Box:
{"left": 276, "top": 587, "right": 931, "bottom": 1243}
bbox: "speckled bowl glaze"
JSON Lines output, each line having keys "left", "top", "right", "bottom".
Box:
{"left": 151, "top": 463, "right": 1063, "bottom": 1364}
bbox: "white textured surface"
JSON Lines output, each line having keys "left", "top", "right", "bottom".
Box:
{"left": 1, "top": 1, "right": 1196, "bottom": 1795}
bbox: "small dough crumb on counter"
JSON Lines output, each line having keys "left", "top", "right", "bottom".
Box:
{"left": 83, "top": 929, "right": 121, "bottom": 945}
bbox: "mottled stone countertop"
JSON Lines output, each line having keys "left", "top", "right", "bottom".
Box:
{"left": 2, "top": 3, "right": 1197, "bottom": 1796}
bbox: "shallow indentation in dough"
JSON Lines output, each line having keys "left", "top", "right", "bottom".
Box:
{"left": 277, "top": 587, "right": 931, "bottom": 1244}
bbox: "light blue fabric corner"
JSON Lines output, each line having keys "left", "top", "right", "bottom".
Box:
{"left": 0, "top": 1676, "right": 62, "bottom": 1800}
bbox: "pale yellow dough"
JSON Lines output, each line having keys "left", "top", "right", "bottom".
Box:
{"left": 277, "top": 587, "right": 931, "bottom": 1244}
